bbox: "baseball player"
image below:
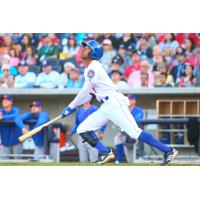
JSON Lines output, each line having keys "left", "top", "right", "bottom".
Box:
{"left": 15, "top": 101, "right": 49, "bottom": 160}
{"left": 70, "top": 101, "right": 105, "bottom": 163}
{"left": 61, "top": 40, "right": 178, "bottom": 165}
{"left": 114, "top": 94, "right": 144, "bottom": 163}
{"left": 0, "top": 95, "right": 22, "bottom": 159}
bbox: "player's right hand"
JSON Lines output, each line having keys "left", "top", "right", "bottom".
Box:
{"left": 98, "top": 131, "right": 104, "bottom": 140}
{"left": 22, "top": 128, "right": 29, "bottom": 134}
{"left": 61, "top": 106, "right": 76, "bottom": 118}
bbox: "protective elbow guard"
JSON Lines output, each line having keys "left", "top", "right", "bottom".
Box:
{"left": 79, "top": 131, "right": 98, "bottom": 147}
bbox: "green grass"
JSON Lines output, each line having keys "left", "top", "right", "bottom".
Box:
{"left": 0, "top": 162, "right": 200, "bottom": 166}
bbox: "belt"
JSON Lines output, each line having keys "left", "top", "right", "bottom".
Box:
{"left": 100, "top": 96, "right": 109, "bottom": 103}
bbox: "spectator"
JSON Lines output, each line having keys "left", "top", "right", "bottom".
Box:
{"left": 193, "top": 43, "right": 200, "bottom": 67}
{"left": 23, "top": 46, "right": 37, "bottom": 66}
{"left": 136, "top": 35, "right": 153, "bottom": 60}
{"left": 124, "top": 50, "right": 141, "bottom": 81}
{"left": 147, "top": 33, "right": 158, "bottom": 48}
{"left": 0, "top": 64, "right": 14, "bottom": 88}
{"left": 140, "top": 72, "right": 150, "bottom": 87}
{"left": 156, "top": 64, "right": 174, "bottom": 86}
{"left": 163, "top": 47, "right": 176, "bottom": 69}
{"left": 0, "top": 35, "right": 19, "bottom": 56}
{"left": 0, "top": 54, "right": 11, "bottom": 65}
{"left": 37, "top": 35, "right": 59, "bottom": 61}
{"left": 126, "top": 44, "right": 135, "bottom": 66}
{"left": 60, "top": 35, "right": 79, "bottom": 60}
{"left": 9, "top": 48, "right": 20, "bottom": 67}
{"left": 184, "top": 38, "right": 195, "bottom": 55}
{"left": 100, "top": 39, "right": 116, "bottom": 72}
{"left": 58, "top": 62, "right": 76, "bottom": 89}
{"left": 184, "top": 38, "right": 196, "bottom": 66}
{"left": 170, "top": 52, "right": 187, "bottom": 82}
{"left": 176, "top": 63, "right": 195, "bottom": 87}
{"left": 108, "top": 55, "right": 124, "bottom": 75}
{"left": 159, "top": 33, "right": 179, "bottom": 54}
{"left": 193, "top": 44, "right": 200, "bottom": 86}
{"left": 118, "top": 33, "right": 136, "bottom": 49}
{"left": 14, "top": 61, "right": 36, "bottom": 88}
{"left": 0, "top": 54, "right": 17, "bottom": 76}
{"left": 67, "top": 68, "right": 83, "bottom": 89}
{"left": 153, "top": 54, "right": 167, "bottom": 72}
{"left": 97, "top": 33, "right": 119, "bottom": 49}
{"left": 155, "top": 72, "right": 173, "bottom": 87}
{"left": 35, "top": 60, "right": 59, "bottom": 88}
{"left": 117, "top": 44, "right": 130, "bottom": 68}
{"left": 0, "top": 95, "right": 22, "bottom": 159}
{"left": 20, "top": 34, "right": 34, "bottom": 58}
{"left": 15, "top": 101, "right": 49, "bottom": 160}
{"left": 152, "top": 45, "right": 162, "bottom": 58}
{"left": 111, "top": 70, "right": 129, "bottom": 89}
{"left": 152, "top": 55, "right": 168, "bottom": 81}
{"left": 128, "top": 60, "right": 154, "bottom": 88}
{"left": 0, "top": 33, "right": 199, "bottom": 90}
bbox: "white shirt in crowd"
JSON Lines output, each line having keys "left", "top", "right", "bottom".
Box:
{"left": 35, "top": 71, "right": 60, "bottom": 88}
{"left": 58, "top": 73, "right": 68, "bottom": 89}
{"left": 14, "top": 72, "right": 36, "bottom": 88}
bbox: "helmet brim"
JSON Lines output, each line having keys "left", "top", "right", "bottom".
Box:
{"left": 81, "top": 41, "right": 87, "bottom": 47}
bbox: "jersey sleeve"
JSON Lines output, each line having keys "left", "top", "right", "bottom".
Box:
{"left": 68, "top": 81, "right": 93, "bottom": 109}
{"left": 86, "top": 67, "right": 99, "bottom": 85}
{"left": 15, "top": 113, "right": 32, "bottom": 129}
{"left": 33, "top": 112, "right": 50, "bottom": 128}
{"left": 2, "top": 107, "right": 20, "bottom": 120}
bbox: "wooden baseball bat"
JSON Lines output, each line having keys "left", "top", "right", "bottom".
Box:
{"left": 18, "top": 115, "right": 62, "bottom": 142}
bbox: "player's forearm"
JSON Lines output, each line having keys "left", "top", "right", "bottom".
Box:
{"left": 15, "top": 118, "right": 26, "bottom": 129}
{"left": 68, "top": 87, "right": 92, "bottom": 109}
{"left": 34, "top": 116, "right": 49, "bottom": 128}
{"left": 2, "top": 109, "right": 20, "bottom": 120}
{"left": 15, "top": 113, "right": 30, "bottom": 129}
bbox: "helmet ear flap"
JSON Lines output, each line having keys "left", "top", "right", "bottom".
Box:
{"left": 89, "top": 50, "right": 96, "bottom": 60}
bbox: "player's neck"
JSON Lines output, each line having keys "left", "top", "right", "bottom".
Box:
{"left": 5, "top": 106, "right": 12, "bottom": 113}
{"left": 84, "top": 59, "right": 93, "bottom": 68}
{"left": 129, "top": 105, "right": 135, "bottom": 111}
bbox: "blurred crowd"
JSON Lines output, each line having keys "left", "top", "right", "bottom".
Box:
{"left": 0, "top": 33, "right": 200, "bottom": 89}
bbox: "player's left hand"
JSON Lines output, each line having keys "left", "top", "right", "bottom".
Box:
{"left": 0, "top": 112, "right": 2, "bottom": 120}
{"left": 61, "top": 106, "right": 76, "bottom": 118}
{"left": 98, "top": 131, "right": 104, "bottom": 140}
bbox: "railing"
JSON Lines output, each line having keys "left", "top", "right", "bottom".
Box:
{"left": 141, "top": 118, "right": 200, "bottom": 125}
{"left": 0, "top": 120, "right": 59, "bottom": 162}
{"left": 1, "top": 118, "right": 199, "bottom": 163}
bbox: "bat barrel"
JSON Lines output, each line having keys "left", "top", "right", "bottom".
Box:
{"left": 18, "top": 115, "right": 62, "bottom": 142}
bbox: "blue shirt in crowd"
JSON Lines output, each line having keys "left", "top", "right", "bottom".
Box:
{"left": 67, "top": 79, "right": 83, "bottom": 89}
{"left": 0, "top": 107, "right": 21, "bottom": 146}
{"left": 15, "top": 111, "right": 49, "bottom": 147}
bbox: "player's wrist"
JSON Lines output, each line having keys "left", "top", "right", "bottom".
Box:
{"left": 61, "top": 106, "right": 76, "bottom": 118}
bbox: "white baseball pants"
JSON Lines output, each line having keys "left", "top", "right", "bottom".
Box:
{"left": 77, "top": 92, "right": 142, "bottom": 139}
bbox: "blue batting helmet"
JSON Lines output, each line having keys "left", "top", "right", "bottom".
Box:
{"left": 81, "top": 40, "right": 103, "bottom": 60}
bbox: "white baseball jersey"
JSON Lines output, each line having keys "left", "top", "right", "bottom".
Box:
{"left": 69, "top": 60, "right": 117, "bottom": 108}
{"left": 69, "top": 60, "right": 142, "bottom": 139}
